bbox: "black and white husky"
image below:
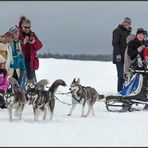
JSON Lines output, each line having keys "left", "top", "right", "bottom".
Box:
{"left": 4, "top": 77, "right": 26, "bottom": 121}
{"left": 68, "top": 78, "right": 104, "bottom": 117}
{"left": 26, "top": 79, "right": 67, "bottom": 121}
{"left": 25, "top": 79, "right": 49, "bottom": 103}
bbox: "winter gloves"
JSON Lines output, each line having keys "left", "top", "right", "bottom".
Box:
{"left": 116, "top": 54, "right": 122, "bottom": 62}
{"left": 137, "top": 45, "right": 145, "bottom": 53}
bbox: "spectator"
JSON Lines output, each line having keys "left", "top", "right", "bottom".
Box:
{"left": 8, "top": 26, "right": 26, "bottom": 90}
{"left": 112, "top": 17, "right": 132, "bottom": 92}
{"left": 0, "top": 55, "right": 9, "bottom": 109}
{"left": 0, "top": 32, "right": 14, "bottom": 71}
{"left": 19, "top": 17, "right": 43, "bottom": 82}
{"left": 127, "top": 28, "right": 147, "bottom": 61}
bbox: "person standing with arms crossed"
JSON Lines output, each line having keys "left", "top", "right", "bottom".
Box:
{"left": 112, "top": 17, "right": 132, "bottom": 92}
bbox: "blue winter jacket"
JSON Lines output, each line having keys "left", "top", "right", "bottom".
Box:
{"left": 10, "top": 41, "right": 26, "bottom": 70}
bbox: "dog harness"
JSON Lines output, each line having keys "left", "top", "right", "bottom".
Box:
{"left": 72, "top": 86, "right": 87, "bottom": 103}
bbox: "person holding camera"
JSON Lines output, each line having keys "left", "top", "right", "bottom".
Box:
{"left": 112, "top": 17, "right": 132, "bottom": 92}
{"left": 19, "top": 17, "right": 43, "bottom": 82}
{"left": 127, "top": 28, "right": 148, "bottom": 63}
{"left": 127, "top": 28, "right": 148, "bottom": 110}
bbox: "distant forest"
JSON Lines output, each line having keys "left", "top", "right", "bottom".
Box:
{"left": 38, "top": 53, "right": 112, "bottom": 61}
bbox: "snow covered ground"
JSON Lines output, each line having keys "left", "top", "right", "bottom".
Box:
{"left": 0, "top": 58, "right": 148, "bottom": 147}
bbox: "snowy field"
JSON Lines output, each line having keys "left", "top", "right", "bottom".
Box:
{"left": 0, "top": 58, "right": 148, "bottom": 147}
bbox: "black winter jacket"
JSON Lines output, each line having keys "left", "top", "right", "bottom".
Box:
{"left": 127, "top": 38, "right": 147, "bottom": 61}
{"left": 112, "top": 24, "right": 132, "bottom": 64}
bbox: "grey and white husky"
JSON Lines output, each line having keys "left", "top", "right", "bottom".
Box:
{"left": 68, "top": 78, "right": 104, "bottom": 117}
{"left": 4, "top": 77, "right": 26, "bottom": 121}
{"left": 25, "top": 79, "right": 49, "bottom": 103}
{"left": 26, "top": 79, "right": 67, "bottom": 121}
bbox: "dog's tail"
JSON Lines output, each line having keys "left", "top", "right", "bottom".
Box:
{"left": 97, "top": 93, "right": 105, "bottom": 101}
{"left": 37, "top": 79, "right": 49, "bottom": 86}
{"left": 48, "top": 79, "right": 67, "bottom": 94}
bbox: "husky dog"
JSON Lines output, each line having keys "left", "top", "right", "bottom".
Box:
{"left": 25, "top": 79, "right": 49, "bottom": 103}
{"left": 26, "top": 79, "right": 67, "bottom": 121}
{"left": 4, "top": 77, "right": 26, "bottom": 121}
{"left": 68, "top": 78, "right": 104, "bottom": 117}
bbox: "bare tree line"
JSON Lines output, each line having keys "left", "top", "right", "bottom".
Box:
{"left": 38, "top": 52, "right": 112, "bottom": 61}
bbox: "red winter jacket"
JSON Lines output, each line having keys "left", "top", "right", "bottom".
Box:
{"left": 19, "top": 31, "right": 43, "bottom": 70}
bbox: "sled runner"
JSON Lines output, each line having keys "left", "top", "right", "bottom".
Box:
{"left": 105, "top": 47, "right": 148, "bottom": 112}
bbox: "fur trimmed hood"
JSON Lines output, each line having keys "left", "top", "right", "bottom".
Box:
{"left": 126, "top": 34, "right": 136, "bottom": 44}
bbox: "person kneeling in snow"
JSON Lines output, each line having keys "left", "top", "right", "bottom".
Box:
{"left": 0, "top": 55, "right": 9, "bottom": 109}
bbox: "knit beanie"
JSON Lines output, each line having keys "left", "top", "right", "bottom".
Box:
{"left": 123, "top": 17, "right": 131, "bottom": 24}
{"left": 136, "top": 28, "right": 145, "bottom": 35}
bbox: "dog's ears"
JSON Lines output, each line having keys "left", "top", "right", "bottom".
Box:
{"left": 72, "top": 78, "right": 80, "bottom": 83}
{"left": 72, "top": 78, "right": 76, "bottom": 83}
{"left": 77, "top": 78, "right": 80, "bottom": 84}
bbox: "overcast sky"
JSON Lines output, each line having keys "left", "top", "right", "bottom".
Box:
{"left": 0, "top": 1, "right": 148, "bottom": 55}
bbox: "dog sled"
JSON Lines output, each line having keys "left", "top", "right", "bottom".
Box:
{"left": 105, "top": 47, "right": 148, "bottom": 112}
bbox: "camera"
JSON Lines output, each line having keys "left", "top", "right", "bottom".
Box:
{"left": 29, "top": 36, "right": 33, "bottom": 42}
{"left": 27, "top": 33, "right": 33, "bottom": 42}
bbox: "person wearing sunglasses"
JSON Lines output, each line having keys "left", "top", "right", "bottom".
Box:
{"left": 19, "top": 17, "right": 43, "bottom": 83}
{"left": 112, "top": 17, "right": 132, "bottom": 92}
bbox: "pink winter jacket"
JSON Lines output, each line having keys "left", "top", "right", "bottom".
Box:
{"left": 0, "top": 72, "right": 9, "bottom": 91}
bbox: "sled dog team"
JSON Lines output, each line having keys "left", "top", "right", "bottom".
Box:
{"left": 2, "top": 77, "right": 104, "bottom": 122}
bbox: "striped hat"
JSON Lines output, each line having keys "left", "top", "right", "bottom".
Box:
{"left": 9, "top": 26, "right": 19, "bottom": 34}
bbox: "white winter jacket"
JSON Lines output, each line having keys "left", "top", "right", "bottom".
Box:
{"left": 0, "top": 37, "right": 13, "bottom": 71}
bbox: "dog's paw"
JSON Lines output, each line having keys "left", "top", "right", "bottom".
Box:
{"left": 67, "top": 114, "right": 71, "bottom": 116}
